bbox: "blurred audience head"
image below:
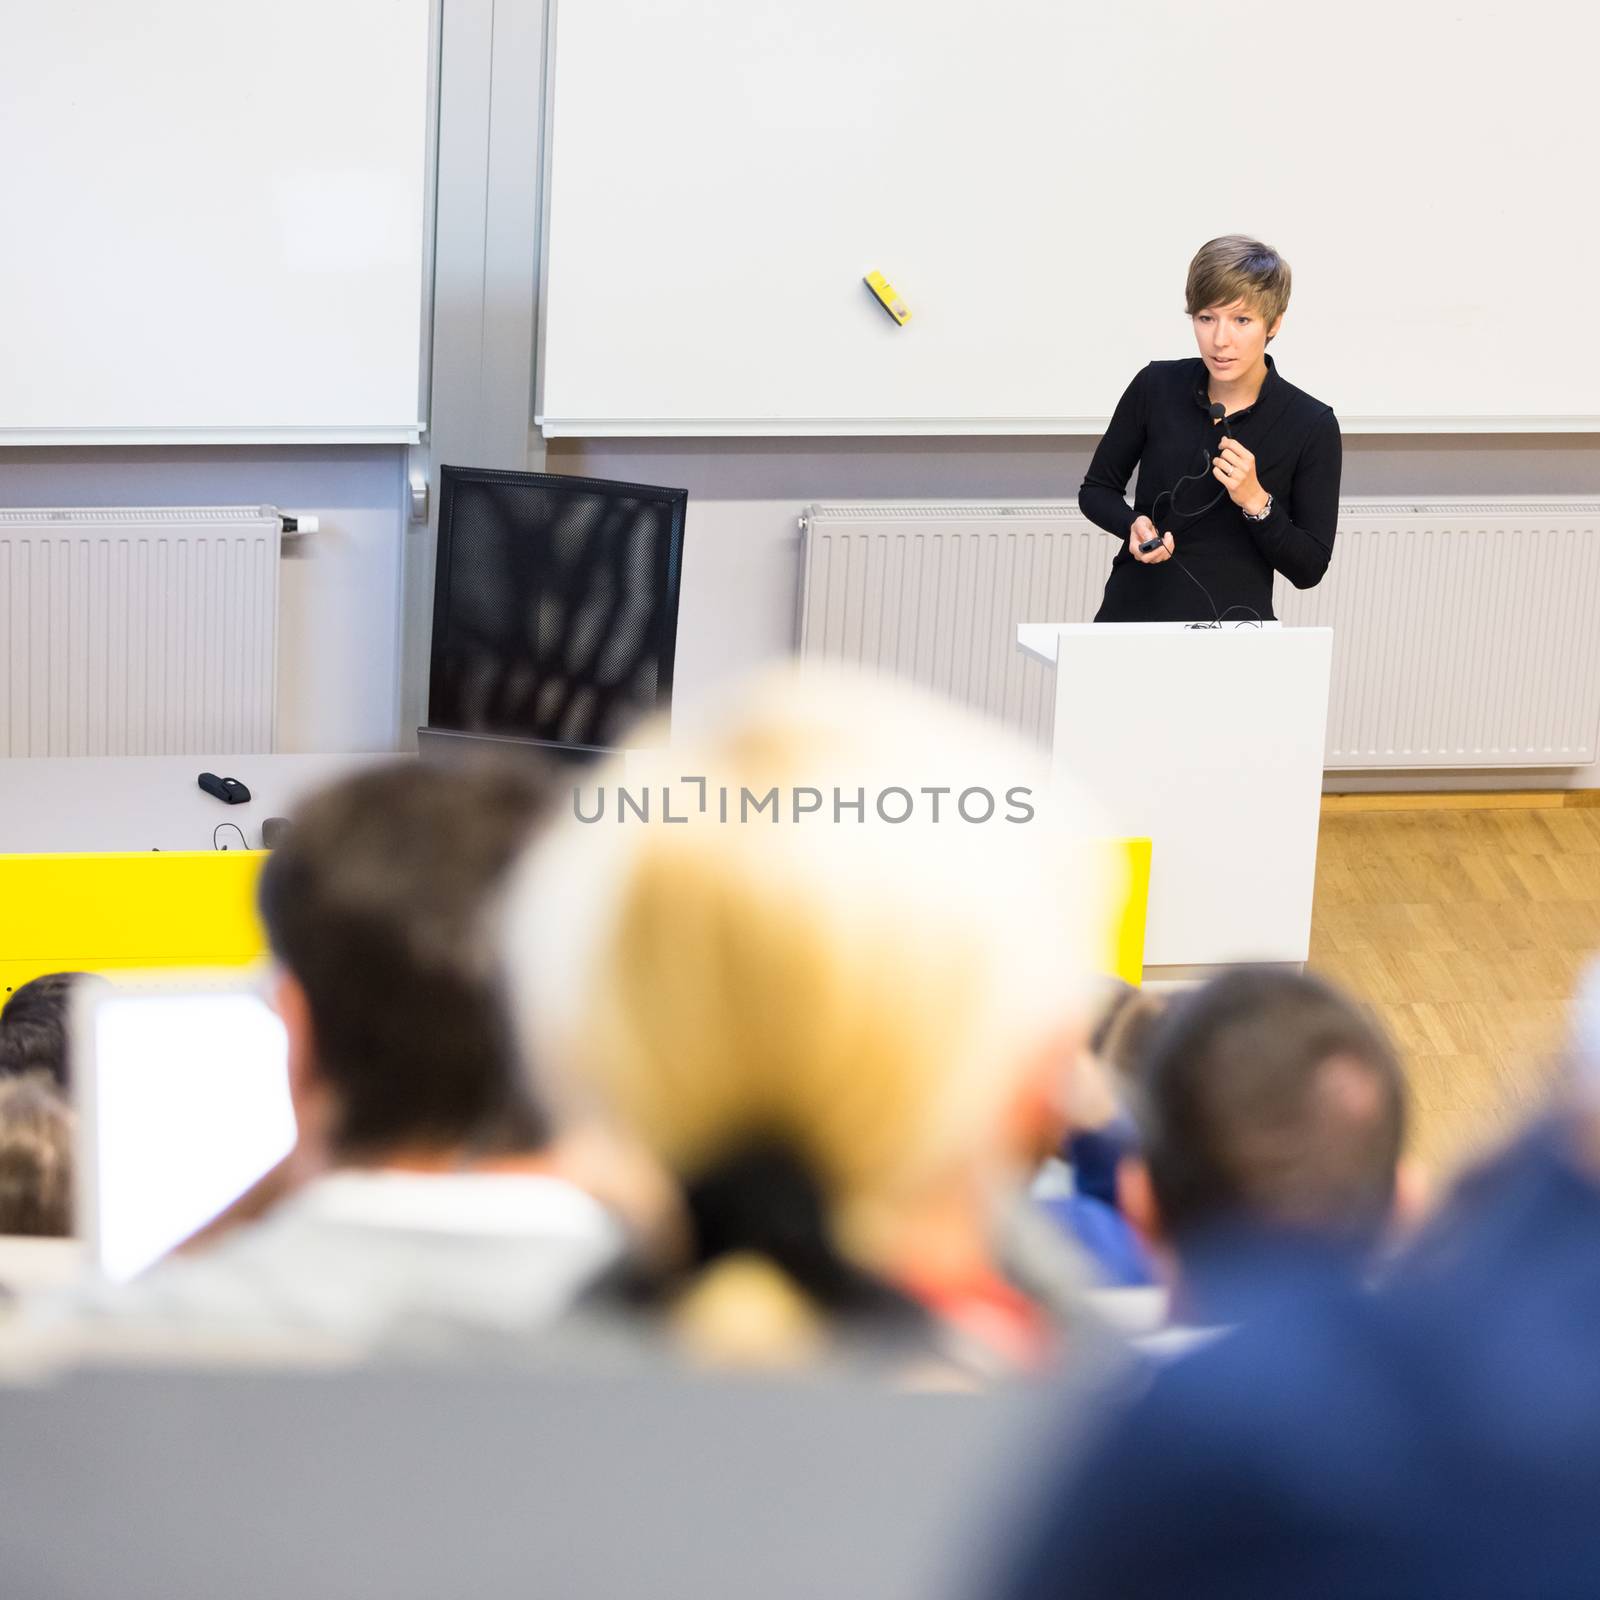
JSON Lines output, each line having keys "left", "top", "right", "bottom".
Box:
{"left": 1122, "top": 968, "right": 1406, "bottom": 1260}
{"left": 257, "top": 758, "right": 555, "bottom": 1164}
{"left": 0, "top": 1073, "right": 73, "bottom": 1237}
{"left": 503, "top": 666, "right": 1115, "bottom": 1361}
{"left": 1089, "top": 982, "right": 1166, "bottom": 1086}
{"left": 1050, "top": 981, "right": 1167, "bottom": 1148}
{"left": 0, "top": 972, "right": 97, "bottom": 1090}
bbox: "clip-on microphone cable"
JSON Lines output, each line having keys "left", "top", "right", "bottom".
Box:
{"left": 1135, "top": 402, "right": 1265, "bottom": 627}
{"left": 1140, "top": 402, "right": 1231, "bottom": 551}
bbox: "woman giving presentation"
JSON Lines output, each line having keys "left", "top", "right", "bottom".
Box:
{"left": 1081, "top": 235, "right": 1342, "bottom": 624}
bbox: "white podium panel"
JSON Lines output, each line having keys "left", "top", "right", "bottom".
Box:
{"left": 1019, "top": 624, "right": 1333, "bottom": 969}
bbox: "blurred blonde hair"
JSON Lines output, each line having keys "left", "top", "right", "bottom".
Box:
{"left": 504, "top": 668, "right": 1115, "bottom": 1269}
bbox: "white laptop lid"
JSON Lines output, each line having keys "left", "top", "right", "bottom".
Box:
{"left": 75, "top": 978, "right": 297, "bottom": 1283}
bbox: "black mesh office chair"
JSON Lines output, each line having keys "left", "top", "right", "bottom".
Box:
{"left": 426, "top": 467, "right": 687, "bottom": 756}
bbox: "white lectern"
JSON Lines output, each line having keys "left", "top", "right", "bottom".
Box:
{"left": 1018, "top": 623, "right": 1333, "bottom": 973}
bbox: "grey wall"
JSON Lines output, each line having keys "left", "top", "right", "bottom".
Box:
{"left": 398, "top": 0, "right": 545, "bottom": 746}
{"left": 8, "top": 424, "right": 1594, "bottom": 763}
{"left": 548, "top": 434, "right": 1600, "bottom": 747}
{"left": 0, "top": 446, "right": 409, "bottom": 753}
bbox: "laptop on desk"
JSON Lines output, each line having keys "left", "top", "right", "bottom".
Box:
{"left": 74, "top": 978, "right": 295, "bottom": 1284}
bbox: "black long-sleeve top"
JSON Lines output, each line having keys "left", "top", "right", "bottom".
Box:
{"left": 1080, "top": 355, "right": 1341, "bottom": 623}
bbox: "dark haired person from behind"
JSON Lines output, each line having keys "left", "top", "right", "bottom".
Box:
{"left": 1117, "top": 967, "right": 1410, "bottom": 1329}
{"left": 0, "top": 972, "right": 96, "bottom": 1089}
{"left": 1082, "top": 236, "right": 1341, "bottom": 623}
{"left": 997, "top": 969, "right": 1415, "bottom": 1600}
{"left": 998, "top": 971, "right": 1600, "bottom": 1600}
{"left": 37, "top": 760, "right": 626, "bottom": 1353}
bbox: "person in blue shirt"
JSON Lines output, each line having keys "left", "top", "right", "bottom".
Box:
{"left": 995, "top": 968, "right": 1600, "bottom": 1600}
{"left": 1113, "top": 968, "right": 1408, "bottom": 1331}
{"left": 1034, "top": 985, "right": 1164, "bottom": 1287}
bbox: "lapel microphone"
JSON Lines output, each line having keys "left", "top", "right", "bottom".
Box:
{"left": 1207, "top": 400, "right": 1231, "bottom": 478}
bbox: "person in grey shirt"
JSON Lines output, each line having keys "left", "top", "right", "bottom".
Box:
{"left": 26, "top": 759, "right": 632, "bottom": 1361}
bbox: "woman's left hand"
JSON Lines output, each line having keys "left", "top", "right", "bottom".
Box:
{"left": 1214, "top": 437, "right": 1269, "bottom": 517}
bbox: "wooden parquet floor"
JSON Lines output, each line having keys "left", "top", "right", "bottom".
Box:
{"left": 1310, "top": 804, "right": 1600, "bottom": 1180}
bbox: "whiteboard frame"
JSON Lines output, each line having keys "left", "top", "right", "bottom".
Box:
{"left": 0, "top": 425, "right": 426, "bottom": 448}
{"left": 412, "top": 0, "right": 446, "bottom": 446}
{"left": 0, "top": 0, "right": 443, "bottom": 451}
{"left": 531, "top": 0, "right": 561, "bottom": 447}
{"left": 536, "top": 413, "right": 1600, "bottom": 438}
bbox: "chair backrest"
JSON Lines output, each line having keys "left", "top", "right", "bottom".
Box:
{"left": 427, "top": 467, "right": 687, "bottom": 751}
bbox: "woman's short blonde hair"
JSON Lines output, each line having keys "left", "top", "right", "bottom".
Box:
{"left": 1185, "top": 235, "right": 1291, "bottom": 329}
{"left": 502, "top": 667, "right": 1114, "bottom": 1243}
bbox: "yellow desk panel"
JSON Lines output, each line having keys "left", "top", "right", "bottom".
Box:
{"left": 1102, "top": 837, "right": 1151, "bottom": 987}
{"left": 0, "top": 837, "right": 1148, "bottom": 999}
{"left": 0, "top": 851, "right": 267, "bottom": 996}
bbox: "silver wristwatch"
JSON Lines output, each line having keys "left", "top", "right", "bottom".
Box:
{"left": 1243, "top": 495, "right": 1274, "bottom": 522}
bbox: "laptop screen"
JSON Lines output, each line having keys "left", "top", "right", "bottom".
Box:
{"left": 77, "top": 984, "right": 297, "bottom": 1283}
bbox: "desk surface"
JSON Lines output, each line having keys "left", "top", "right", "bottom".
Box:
{"left": 0, "top": 754, "right": 393, "bottom": 855}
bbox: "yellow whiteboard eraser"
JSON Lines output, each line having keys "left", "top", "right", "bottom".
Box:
{"left": 864, "top": 270, "right": 911, "bottom": 326}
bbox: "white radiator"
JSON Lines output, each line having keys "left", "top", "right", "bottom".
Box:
{"left": 0, "top": 507, "right": 281, "bottom": 758}
{"left": 798, "top": 499, "right": 1600, "bottom": 770}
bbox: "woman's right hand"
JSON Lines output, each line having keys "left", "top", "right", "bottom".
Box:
{"left": 1128, "top": 516, "right": 1174, "bottom": 564}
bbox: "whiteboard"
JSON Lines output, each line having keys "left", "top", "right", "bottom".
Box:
{"left": 537, "top": 0, "right": 1598, "bottom": 436}
{"left": 0, "top": 0, "right": 433, "bottom": 445}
